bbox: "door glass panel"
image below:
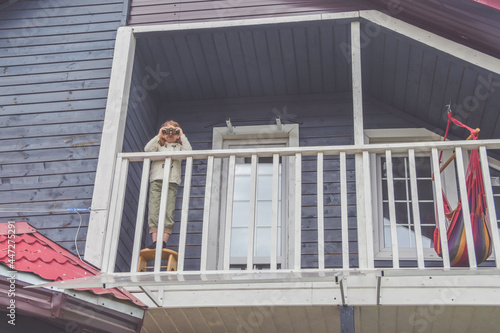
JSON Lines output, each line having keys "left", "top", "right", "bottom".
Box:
{"left": 230, "top": 162, "right": 282, "bottom": 261}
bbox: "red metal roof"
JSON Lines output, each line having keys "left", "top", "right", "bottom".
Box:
{"left": 473, "top": 0, "right": 500, "bottom": 10}
{"left": 0, "top": 222, "right": 146, "bottom": 308}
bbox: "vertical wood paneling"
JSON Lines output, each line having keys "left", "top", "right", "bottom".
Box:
{"left": 0, "top": 0, "right": 123, "bottom": 255}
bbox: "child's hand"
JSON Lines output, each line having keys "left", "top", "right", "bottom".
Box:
{"left": 158, "top": 128, "right": 167, "bottom": 146}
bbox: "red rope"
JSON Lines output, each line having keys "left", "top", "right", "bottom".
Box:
{"left": 439, "top": 111, "right": 479, "bottom": 164}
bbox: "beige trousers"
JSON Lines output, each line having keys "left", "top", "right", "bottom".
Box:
{"left": 148, "top": 180, "right": 178, "bottom": 234}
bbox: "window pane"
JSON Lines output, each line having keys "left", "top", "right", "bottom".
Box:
{"left": 257, "top": 174, "right": 273, "bottom": 200}
{"left": 381, "top": 155, "right": 434, "bottom": 250}
{"left": 415, "top": 157, "right": 432, "bottom": 178}
{"left": 255, "top": 227, "right": 271, "bottom": 257}
{"left": 257, "top": 201, "right": 272, "bottom": 226}
{"left": 232, "top": 201, "right": 249, "bottom": 227}
{"left": 417, "top": 179, "right": 433, "bottom": 200}
{"left": 234, "top": 175, "right": 250, "bottom": 200}
{"left": 231, "top": 227, "right": 248, "bottom": 257}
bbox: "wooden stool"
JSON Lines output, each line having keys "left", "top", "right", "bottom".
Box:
{"left": 138, "top": 248, "right": 178, "bottom": 272}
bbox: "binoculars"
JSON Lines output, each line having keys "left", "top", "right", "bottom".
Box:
{"left": 162, "top": 127, "right": 180, "bottom": 135}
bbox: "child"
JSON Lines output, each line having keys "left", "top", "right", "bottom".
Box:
{"left": 144, "top": 120, "right": 192, "bottom": 249}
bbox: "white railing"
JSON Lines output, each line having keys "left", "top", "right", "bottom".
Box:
{"left": 101, "top": 140, "right": 500, "bottom": 275}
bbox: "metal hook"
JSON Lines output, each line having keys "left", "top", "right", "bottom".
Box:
{"left": 226, "top": 118, "right": 234, "bottom": 134}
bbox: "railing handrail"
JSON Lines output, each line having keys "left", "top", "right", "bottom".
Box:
{"left": 119, "top": 139, "right": 500, "bottom": 161}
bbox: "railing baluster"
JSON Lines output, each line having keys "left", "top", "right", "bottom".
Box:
{"left": 455, "top": 147, "right": 477, "bottom": 269}
{"left": 479, "top": 146, "right": 500, "bottom": 268}
{"left": 270, "top": 153, "right": 280, "bottom": 270}
{"left": 385, "top": 150, "right": 400, "bottom": 268}
{"left": 104, "top": 157, "right": 129, "bottom": 274}
{"left": 431, "top": 148, "right": 451, "bottom": 269}
{"left": 223, "top": 155, "right": 236, "bottom": 270}
{"left": 294, "top": 153, "right": 302, "bottom": 270}
{"left": 408, "top": 149, "right": 425, "bottom": 269}
{"left": 247, "top": 154, "right": 258, "bottom": 270}
{"left": 177, "top": 157, "right": 193, "bottom": 272}
{"left": 317, "top": 152, "right": 325, "bottom": 270}
{"left": 340, "top": 152, "right": 349, "bottom": 270}
{"left": 363, "top": 151, "right": 375, "bottom": 268}
{"left": 200, "top": 155, "right": 214, "bottom": 272}
{"left": 154, "top": 157, "right": 171, "bottom": 272}
{"left": 130, "top": 158, "right": 151, "bottom": 273}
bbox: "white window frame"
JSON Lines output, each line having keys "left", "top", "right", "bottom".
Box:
{"left": 365, "top": 128, "right": 459, "bottom": 260}
{"left": 209, "top": 124, "right": 299, "bottom": 270}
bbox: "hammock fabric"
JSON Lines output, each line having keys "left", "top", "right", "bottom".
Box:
{"left": 433, "top": 112, "right": 492, "bottom": 266}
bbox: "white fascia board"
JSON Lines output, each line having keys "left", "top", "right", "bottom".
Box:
{"left": 360, "top": 10, "right": 500, "bottom": 75}
{"left": 130, "top": 12, "right": 360, "bottom": 35}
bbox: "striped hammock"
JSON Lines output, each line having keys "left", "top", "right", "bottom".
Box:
{"left": 433, "top": 112, "right": 492, "bottom": 266}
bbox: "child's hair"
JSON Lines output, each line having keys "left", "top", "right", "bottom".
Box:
{"left": 161, "top": 120, "right": 180, "bottom": 128}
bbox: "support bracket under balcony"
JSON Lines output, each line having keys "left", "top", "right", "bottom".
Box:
{"left": 336, "top": 275, "right": 349, "bottom": 306}
{"left": 140, "top": 286, "right": 162, "bottom": 307}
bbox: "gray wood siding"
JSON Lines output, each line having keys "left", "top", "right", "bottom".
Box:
{"left": 118, "top": 93, "right": 421, "bottom": 271}
{"left": 0, "top": 0, "right": 124, "bottom": 254}
{"left": 128, "top": 0, "right": 368, "bottom": 26}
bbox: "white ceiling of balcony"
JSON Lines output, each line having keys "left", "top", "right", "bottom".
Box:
{"left": 133, "top": 16, "right": 500, "bottom": 140}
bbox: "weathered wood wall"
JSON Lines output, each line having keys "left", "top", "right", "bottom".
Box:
{"left": 0, "top": 0, "right": 124, "bottom": 254}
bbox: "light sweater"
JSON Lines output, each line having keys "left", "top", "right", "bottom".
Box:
{"left": 144, "top": 134, "right": 192, "bottom": 184}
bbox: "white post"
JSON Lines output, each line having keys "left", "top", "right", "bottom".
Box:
{"left": 130, "top": 158, "right": 151, "bottom": 273}
{"left": 340, "top": 152, "right": 350, "bottom": 269}
{"left": 223, "top": 155, "right": 236, "bottom": 270}
{"left": 200, "top": 156, "right": 214, "bottom": 272}
{"left": 408, "top": 149, "right": 425, "bottom": 268}
{"left": 455, "top": 147, "right": 477, "bottom": 269}
{"left": 294, "top": 153, "right": 302, "bottom": 270}
{"left": 385, "top": 150, "right": 400, "bottom": 268}
{"left": 432, "top": 148, "right": 451, "bottom": 269}
{"left": 271, "top": 153, "right": 280, "bottom": 270}
{"left": 317, "top": 152, "right": 325, "bottom": 270}
{"left": 479, "top": 147, "right": 500, "bottom": 268}
{"left": 85, "top": 27, "right": 136, "bottom": 268}
{"left": 177, "top": 157, "right": 193, "bottom": 272}
{"left": 247, "top": 154, "right": 258, "bottom": 270}
{"left": 351, "top": 21, "right": 370, "bottom": 269}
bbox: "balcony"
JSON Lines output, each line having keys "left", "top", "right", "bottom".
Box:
{"left": 75, "top": 138, "right": 499, "bottom": 302}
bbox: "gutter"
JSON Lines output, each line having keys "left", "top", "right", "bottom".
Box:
{"left": 0, "top": 276, "right": 143, "bottom": 333}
